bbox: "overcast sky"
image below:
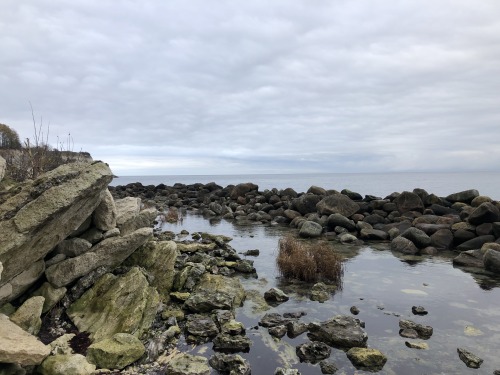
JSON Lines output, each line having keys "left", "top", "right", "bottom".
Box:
{"left": 1, "top": 1, "right": 499, "bottom": 176}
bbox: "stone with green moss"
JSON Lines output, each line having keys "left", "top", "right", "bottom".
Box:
{"left": 165, "top": 354, "right": 210, "bottom": 375}
{"left": 67, "top": 267, "right": 159, "bottom": 341}
{"left": 86, "top": 333, "right": 145, "bottom": 370}
{"left": 37, "top": 354, "right": 95, "bottom": 375}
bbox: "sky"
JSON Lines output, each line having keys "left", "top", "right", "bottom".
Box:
{"left": 1, "top": 1, "right": 500, "bottom": 176}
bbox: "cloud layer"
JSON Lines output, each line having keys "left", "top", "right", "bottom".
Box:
{"left": 1, "top": 1, "right": 500, "bottom": 175}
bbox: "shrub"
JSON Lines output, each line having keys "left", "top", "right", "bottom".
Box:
{"left": 276, "top": 234, "right": 344, "bottom": 286}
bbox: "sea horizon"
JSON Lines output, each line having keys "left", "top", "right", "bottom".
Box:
{"left": 110, "top": 171, "right": 500, "bottom": 200}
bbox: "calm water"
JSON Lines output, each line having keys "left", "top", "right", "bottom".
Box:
{"left": 160, "top": 212, "right": 500, "bottom": 374}
{"left": 111, "top": 172, "right": 500, "bottom": 200}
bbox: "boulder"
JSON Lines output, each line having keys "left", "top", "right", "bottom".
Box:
{"left": 264, "top": 287, "right": 289, "bottom": 304}
{"left": 359, "top": 228, "right": 388, "bottom": 241}
{"left": 212, "top": 333, "right": 251, "bottom": 352}
{"left": 307, "top": 186, "right": 327, "bottom": 195}
{"left": 327, "top": 213, "right": 356, "bottom": 231}
{"left": 209, "top": 353, "right": 251, "bottom": 375}
{"left": 453, "top": 250, "right": 484, "bottom": 268}
{"left": 185, "top": 314, "right": 219, "bottom": 339}
{"left": 399, "top": 319, "right": 433, "bottom": 339}
{"left": 292, "top": 194, "right": 322, "bottom": 215}
{"left": 86, "top": 333, "right": 145, "bottom": 370}
{"left": 165, "top": 354, "right": 210, "bottom": 375}
{"left": 484, "top": 248, "right": 500, "bottom": 273}
{"left": 446, "top": 189, "right": 479, "bottom": 204}
{"left": 430, "top": 229, "right": 454, "bottom": 250}
{"left": 55, "top": 238, "right": 92, "bottom": 258}
{"left": 346, "top": 348, "right": 387, "bottom": 371}
{"left": 115, "top": 197, "right": 140, "bottom": 227}
{"left": 230, "top": 183, "right": 258, "bottom": 200}
{"left": 184, "top": 274, "right": 245, "bottom": 313}
{"left": 316, "top": 194, "right": 359, "bottom": 217}
{"left": 9, "top": 296, "right": 44, "bottom": 335}
{"left": 394, "top": 191, "right": 424, "bottom": 213}
{"left": 468, "top": 202, "right": 500, "bottom": 225}
{"left": 296, "top": 341, "right": 331, "bottom": 363}
{"left": 45, "top": 227, "right": 153, "bottom": 288}
{"left": 67, "top": 267, "right": 159, "bottom": 341}
{"left": 0, "top": 313, "right": 50, "bottom": 365}
{"left": 299, "top": 221, "right": 323, "bottom": 238}
{"left": 400, "top": 227, "right": 431, "bottom": 248}
{"left": 391, "top": 236, "right": 419, "bottom": 255}
{"left": 0, "top": 162, "right": 113, "bottom": 289}
{"left": 341, "top": 189, "right": 362, "bottom": 200}
{"left": 31, "top": 282, "right": 67, "bottom": 313}
{"left": 307, "top": 315, "right": 367, "bottom": 348}
{"left": 37, "top": 354, "right": 96, "bottom": 375}
{"left": 124, "top": 240, "right": 178, "bottom": 296}
{"left": 274, "top": 368, "right": 300, "bottom": 375}
{"left": 456, "top": 235, "right": 495, "bottom": 251}
{"left": 0, "top": 260, "right": 45, "bottom": 304}
{"left": 92, "top": 189, "right": 117, "bottom": 231}
{"left": 119, "top": 207, "right": 157, "bottom": 236}
{"left": 457, "top": 348, "right": 483, "bottom": 369}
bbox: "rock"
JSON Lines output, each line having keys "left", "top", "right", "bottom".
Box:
{"left": 86, "top": 333, "right": 145, "bottom": 370}
{"left": 92, "top": 189, "right": 117, "bottom": 231}
{"left": 456, "top": 235, "right": 495, "bottom": 251}
{"left": 299, "top": 220, "right": 323, "bottom": 238}
{"left": 350, "top": 306, "right": 360, "bottom": 315}
{"left": 209, "top": 353, "right": 251, "bottom": 375}
{"left": 242, "top": 249, "right": 260, "bottom": 256}
{"left": 327, "top": 213, "right": 356, "bottom": 231}
{"left": 259, "top": 313, "right": 291, "bottom": 328}
{"left": 268, "top": 325, "right": 288, "bottom": 338}
{"left": 37, "top": 354, "right": 96, "bottom": 375}
{"left": 359, "top": 228, "right": 388, "bottom": 241}
{"left": 230, "top": 183, "right": 258, "bottom": 200}
{"left": 123, "top": 240, "right": 178, "bottom": 296}
{"left": 264, "top": 287, "right": 289, "bottom": 304}
{"left": 184, "top": 274, "right": 245, "bottom": 313}
{"left": 120, "top": 207, "right": 157, "bottom": 236}
{"left": 213, "top": 333, "right": 251, "bottom": 352}
{"left": 446, "top": 189, "right": 479, "bottom": 204}
{"left": 405, "top": 341, "right": 429, "bottom": 349}
{"left": 55, "top": 238, "right": 92, "bottom": 258}
{"left": 0, "top": 363, "right": 26, "bottom": 375}
{"left": 165, "top": 354, "right": 210, "bottom": 375}
{"left": 394, "top": 191, "right": 424, "bottom": 213}
{"left": 316, "top": 194, "right": 359, "bottom": 217}
{"left": 185, "top": 314, "right": 219, "bottom": 339}
{"left": 9, "top": 296, "right": 45, "bottom": 335}
{"left": 296, "top": 341, "right": 331, "bottom": 363}
{"left": 468, "top": 202, "right": 500, "bottom": 225}
{"left": 391, "top": 236, "right": 419, "bottom": 255}
{"left": 346, "top": 347, "right": 387, "bottom": 371}
{"left": 48, "top": 333, "right": 75, "bottom": 355}
{"left": 319, "top": 360, "right": 338, "bottom": 374}
{"left": 31, "top": 282, "right": 67, "bottom": 313}
{"left": 0, "top": 313, "right": 50, "bottom": 365}
{"left": 45, "top": 227, "right": 153, "bottom": 288}
{"left": 411, "top": 306, "right": 428, "bottom": 315}
{"left": 430, "top": 229, "right": 453, "bottom": 249}
{"left": 307, "top": 315, "right": 368, "bottom": 348}
{"left": 310, "top": 282, "right": 331, "bottom": 303}
{"left": 221, "top": 320, "right": 245, "bottom": 335}
{"left": 457, "top": 348, "right": 483, "bottom": 369}
{"left": 471, "top": 195, "right": 492, "bottom": 207}
{"left": 0, "top": 162, "right": 113, "bottom": 291}
{"left": 453, "top": 250, "right": 485, "bottom": 268}
{"left": 338, "top": 232, "right": 358, "bottom": 244}
{"left": 307, "top": 185, "right": 327, "bottom": 195}
{"left": 67, "top": 267, "right": 160, "bottom": 341}
{"left": 275, "top": 368, "right": 301, "bottom": 375}
{"left": 287, "top": 321, "right": 308, "bottom": 338}
{"left": 400, "top": 227, "right": 431, "bottom": 248}
{"left": 341, "top": 189, "right": 362, "bottom": 200}
{"left": 399, "top": 328, "right": 419, "bottom": 339}
{"left": 399, "top": 319, "right": 433, "bottom": 339}
{"left": 115, "top": 197, "right": 140, "bottom": 227}
{"left": 484, "top": 248, "right": 500, "bottom": 273}
{"left": 0, "top": 260, "right": 45, "bottom": 304}
{"left": 292, "top": 194, "right": 322, "bottom": 215}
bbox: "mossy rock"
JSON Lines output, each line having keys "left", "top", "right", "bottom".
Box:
{"left": 86, "top": 333, "right": 145, "bottom": 370}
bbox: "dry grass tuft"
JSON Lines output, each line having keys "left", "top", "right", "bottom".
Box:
{"left": 276, "top": 234, "right": 344, "bottom": 286}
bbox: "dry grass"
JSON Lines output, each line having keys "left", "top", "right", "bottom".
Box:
{"left": 276, "top": 234, "right": 344, "bottom": 286}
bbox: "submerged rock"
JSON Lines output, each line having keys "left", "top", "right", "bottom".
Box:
{"left": 264, "top": 287, "right": 289, "bottom": 304}
{"left": 209, "top": 353, "right": 251, "bottom": 375}
{"left": 346, "top": 347, "right": 387, "bottom": 371}
{"left": 399, "top": 319, "right": 433, "bottom": 339}
{"left": 166, "top": 354, "right": 210, "bottom": 375}
{"left": 296, "top": 341, "right": 331, "bottom": 363}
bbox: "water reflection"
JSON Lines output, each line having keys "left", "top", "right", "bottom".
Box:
{"left": 161, "top": 211, "right": 500, "bottom": 374}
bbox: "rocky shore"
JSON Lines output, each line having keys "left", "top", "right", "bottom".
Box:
{"left": 1, "top": 163, "right": 500, "bottom": 374}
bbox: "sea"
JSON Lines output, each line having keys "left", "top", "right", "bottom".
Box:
{"left": 111, "top": 171, "right": 500, "bottom": 200}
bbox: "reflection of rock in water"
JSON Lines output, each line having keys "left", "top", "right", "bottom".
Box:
{"left": 453, "top": 265, "right": 500, "bottom": 290}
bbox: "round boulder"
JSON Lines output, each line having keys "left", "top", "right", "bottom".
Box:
{"left": 316, "top": 195, "right": 359, "bottom": 217}
{"left": 394, "top": 191, "right": 424, "bottom": 213}
{"left": 296, "top": 341, "right": 331, "bottom": 363}
{"left": 86, "top": 333, "right": 145, "bottom": 370}
{"left": 391, "top": 236, "right": 419, "bottom": 255}
{"left": 468, "top": 202, "right": 500, "bottom": 226}
{"left": 400, "top": 227, "right": 431, "bottom": 248}
{"left": 346, "top": 347, "right": 387, "bottom": 371}
{"left": 299, "top": 221, "right": 323, "bottom": 238}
